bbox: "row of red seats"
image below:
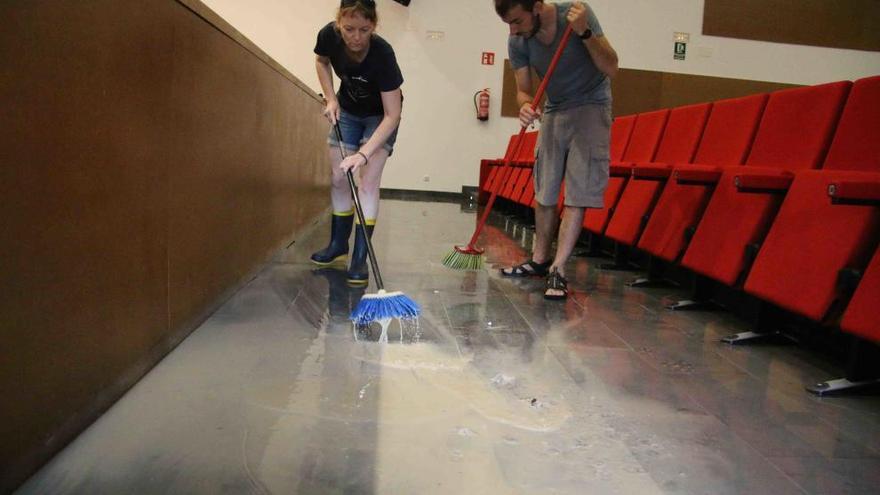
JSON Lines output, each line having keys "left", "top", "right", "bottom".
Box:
{"left": 478, "top": 76, "right": 880, "bottom": 365}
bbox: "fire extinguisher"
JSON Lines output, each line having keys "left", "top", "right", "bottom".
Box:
{"left": 474, "top": 88, "right": 490, "bottom": 121}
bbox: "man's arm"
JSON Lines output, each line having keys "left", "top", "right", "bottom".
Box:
{"left": 514, "top": 66, "right": 541, "bottom": 128}
{"left": 316, "top": 55, "right": 341, "bottom": 123}
{"left": 584, "top": 35, "right": 618, "bottom": 79}
{"left": 568, "top": 2, "right": 619, "bottom": 79}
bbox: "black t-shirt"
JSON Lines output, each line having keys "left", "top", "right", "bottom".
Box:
{"left": 314, "top": 22, "right": 404, "bottom": 117}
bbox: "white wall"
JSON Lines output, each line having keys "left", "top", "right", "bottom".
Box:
{"left": 601, "top": 0, "right": 880, "bottom": 85}
{"left": 200, "top": 0, "right": 880, "bottom": 193}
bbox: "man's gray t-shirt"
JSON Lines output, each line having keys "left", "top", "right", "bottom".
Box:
{"left": 508, "top": 2, "right": 611, "bottom": 113}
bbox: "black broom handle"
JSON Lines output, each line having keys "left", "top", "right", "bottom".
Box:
{"left": 333, "top": 124, "right": 385, "bottom": 291}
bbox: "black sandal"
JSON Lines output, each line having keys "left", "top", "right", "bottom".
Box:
{"left": 500, "top": 259, "right": 552, "bottom": 278}
{"left": 544, "top": 268, "right": 568, "bottom": 300}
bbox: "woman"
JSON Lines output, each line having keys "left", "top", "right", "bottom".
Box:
{"left": 310, "top": 0, "right": 403, "bottom": 287}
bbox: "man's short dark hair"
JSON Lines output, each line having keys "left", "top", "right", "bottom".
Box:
{"left": 494, "top": 0, "right": 538, "bottom": 17}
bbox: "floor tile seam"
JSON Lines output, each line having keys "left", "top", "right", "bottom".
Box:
{"left": 668, "top": 378, "right": 817, "bottom": 495}
{"left": 438, "top": 291, "right": 465, "bottom": 360}
{"left": 498, "top": 277, "right": 554, "bottom": 354}
{"left": 764, "top": 454, "right": 880, "bottom": 464}
{"left": 692, "top": 396, "right": 814, "bottom": 494}
{"left": 592, "top": 318, "right": 636, "bottom": 352}
{"left": 240, "top": 426, "right": 272, "bottom": 495}
{"left": 283, "top": 282, "right": 313, "bottom": 328}
{"left": 812, "top": 414, "right": 880, "bottom": 450}
{"left": 805, "top": 419, "right": 880, "bottom": 458}
{"left": 540, "top": 331, "right": 809, "bottom": 495}
{"left": 806, "top": 386, "right": 880, "bottom": 430}
{"left": 808, "top": 395, "right": 880, "bottom": 420}
{"left": 711, "top": 344, "right": 818, "bottom": 400}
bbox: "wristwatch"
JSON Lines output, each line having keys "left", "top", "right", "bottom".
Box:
{"left": 579, "top": 28, "right": 592, "bottom": 40}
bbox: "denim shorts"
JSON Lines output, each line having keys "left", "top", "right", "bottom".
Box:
{"left": 327, "top": 109, "right": 399, "bottom": 156}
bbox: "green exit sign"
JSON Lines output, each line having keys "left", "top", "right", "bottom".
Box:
{"left": 674, "top": 42, "right": 687, "bottom": 60}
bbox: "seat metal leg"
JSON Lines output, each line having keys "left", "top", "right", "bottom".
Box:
{"left": 720, "top": 330, "right": 782, "bottom": 345}
{"left": 806, "top": 378, "right": 880, "bottom": 396}
{"left": 667, "top": 299, "right": 712, "bottom": 311}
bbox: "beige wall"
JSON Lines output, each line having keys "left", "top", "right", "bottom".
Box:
{"left": 0, "top": 1, "right": 329, "bottom": 491}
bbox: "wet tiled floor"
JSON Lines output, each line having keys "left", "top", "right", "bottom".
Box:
{"left": 18, "top": 199, "right": 880, "bottom": 494}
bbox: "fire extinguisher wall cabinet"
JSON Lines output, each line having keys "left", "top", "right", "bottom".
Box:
{"left": 474, "top": 89, "right": 490, "bottom": 121}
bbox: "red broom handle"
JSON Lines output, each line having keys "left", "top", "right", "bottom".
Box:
{"left": 467, "top": 25, "right": 574, "bottom": 248}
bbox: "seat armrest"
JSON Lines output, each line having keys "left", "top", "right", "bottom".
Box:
{"left": 828, "top": 179, "right": 880, "bottom": 206}
{"left": 610, "top": 162, "right": 634, "bottom": 177}
{"left": 674, "top": 167, "right": 721, "bottom": 184}
{"left": 734, "top": 171, "right": 793, "bottom": 192}
{"left": 632, "top": 163, "right": 672, "bottom": 180}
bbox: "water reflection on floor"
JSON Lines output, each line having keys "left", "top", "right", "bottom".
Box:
{"left": 18, "top": 199, "right": 880, "bottom": 494}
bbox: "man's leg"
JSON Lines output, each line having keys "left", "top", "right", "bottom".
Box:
{"left": 532, "top": 203, "right": 559, "bottom": 264}
{"left": 545, "top": 103, "right": 610, "bottom": 295}
{"left": 502, "top": 111, "right": 564, "bottom": 277}
{"left": 550, "top": 205, "right": 585, "bottom": 280}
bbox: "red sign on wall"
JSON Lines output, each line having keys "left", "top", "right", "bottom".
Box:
{"left": 481, "top": 52, "right": 495, "bottom": 65}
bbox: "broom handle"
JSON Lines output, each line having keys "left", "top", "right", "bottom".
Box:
{"left": 334, "top": 125, "right": 385, "bottom": 291}
{"left": 467, "top": 24, "right": 573, "bottom": 248}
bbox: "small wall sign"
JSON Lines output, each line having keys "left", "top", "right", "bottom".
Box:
{"left": 674, "top": 42, "right": 687, "bottom": 60}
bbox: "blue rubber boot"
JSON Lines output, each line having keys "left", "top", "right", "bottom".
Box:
{"left": 310, "top": 211, "right": 354, "bottom": 265}
{"left": 347, "top": 221, "right": 375, "bottom": 286}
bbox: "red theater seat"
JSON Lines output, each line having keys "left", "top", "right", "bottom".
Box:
{"left": 841, "top": 247, "right": 880, "bottom": 343}
{"left": 501, "top": 167, "right": 524, "bottom": 200}
{"left": 518, "top": 170, "right": 536, "bottom": 207}
{"left": 514, "top": 168, "right": 533, "bottom": 205}
{"left": 604, "top": 103, "right": 711, "bottom": 246}
{"left": 516, "top": 131, "right": 539, "bottom": 167}
{"left": 743, "top": 171, "right": 880, "bottom": 321}
{"left": 485, "top": 131, "right": 539, "bottom": 201}
{"left": 611, "top": 115, "right": 636, "bottom": 162}
{"left": 680, "top": 81, "right": 852, "bottom": 286}
{"left": 742, "top": 76, "right": 880, "bottom": 322}
{"left": 482, "top": 166, "right": 500, "bottom": 194}
{"left": 510, "top": 131, "right": 538, "bottom": 202}
{"left": 583, "top": 109, "right": 669, "bottom": 234}
{"left": 479, "top": 134, "right": 518, "bottom": 197}
{"left": 637, "top": 93, "right": 768, "bottom": 262}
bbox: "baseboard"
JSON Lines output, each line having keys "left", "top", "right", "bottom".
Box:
{"left": 380, "top": 187, "right": 470, "bottom": 204}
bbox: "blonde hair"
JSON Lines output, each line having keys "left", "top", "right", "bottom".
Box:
{"left": 336, "top": 1, "right": 378, "bottom": 25}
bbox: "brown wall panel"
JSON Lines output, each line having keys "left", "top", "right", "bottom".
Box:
{"left": 610, "top": 69, "right": 663, "bottom": 117}
{"left": 501, "top": 59, "right": 542, "bottom": 118}
{"left": 501, "top": 66, "right": 797, "bottom": 119}
{"left": 167, "top": 10, "right": 329, "bottom": 331}
{"left": 612, "top": 69, "right": 798, "bottom": 117}
{"left": 0, "top": 0, "right": 329, "bottom": 491}
{"left": 657, "top": 72, "right": 798, "bottom": 110}
{"left": 704, "top": 0, "right": 880, "bottom": 52}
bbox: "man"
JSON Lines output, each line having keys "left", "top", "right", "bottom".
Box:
{"left": 496, "top": 0, "right": 618, "bottom": 300}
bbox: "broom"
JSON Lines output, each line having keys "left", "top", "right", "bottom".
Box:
{"left": 332, "top": 125, "right": 421, "bottom": 326}
{"left": 443, "top": 24, "right": 574, "bottom": 270}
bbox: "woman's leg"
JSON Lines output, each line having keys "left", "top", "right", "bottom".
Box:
{"left": 356, "top": 147, "right": 389, "bottom": 220}
{"left": 310, "top": 145, "right": 356, "bottom": 265}
{"left": 346, "top": 147, "right": 388, "bottom": 284}
{"left": 328, "top": 145, "right": 353, "bottom": 212}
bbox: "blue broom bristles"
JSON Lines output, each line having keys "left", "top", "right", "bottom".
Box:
{"left": 350, "top": 290, "right": 421, "bottom": 326}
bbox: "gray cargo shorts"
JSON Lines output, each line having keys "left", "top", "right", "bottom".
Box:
{"left": 533, "top": 103, "right": 611, "bottom": 208}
